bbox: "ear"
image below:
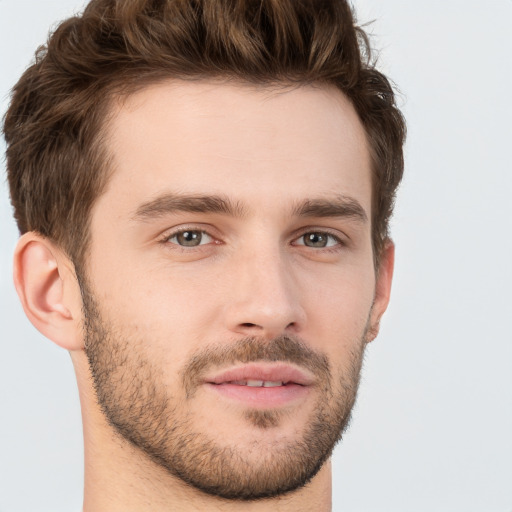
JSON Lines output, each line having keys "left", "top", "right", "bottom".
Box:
{"left": 13, "top": 232, "right": 84, "bottom": 351}
{"left": 366, "top": 240, "right": 395, "bottom": 343}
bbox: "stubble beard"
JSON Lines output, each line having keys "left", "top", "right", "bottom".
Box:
{"left": 80, "top": 281, "right": 367, "bottom": 501}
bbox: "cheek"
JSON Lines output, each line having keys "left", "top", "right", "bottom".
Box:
{"left": 86, "top": 230, "right": 376, "bottom": 367}
{"left": 298, "top": 261, "right": 375, "bottom": 347}
{"left": 87, "top": 257, "right": 224, "bottom": 363}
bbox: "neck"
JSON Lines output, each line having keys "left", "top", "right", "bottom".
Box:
{"left": 73, "top": 352, "right": 332, "bottom": 512}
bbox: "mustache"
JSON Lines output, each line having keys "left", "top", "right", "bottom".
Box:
{"left": 181, "top": 335, "right": 331, "bottom": 396}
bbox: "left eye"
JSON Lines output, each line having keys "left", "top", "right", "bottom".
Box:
{"left": 295, "top": 232, "right": 340, "bottom": 248}
{"left": 167, "top": 230, "right": 213, "bottom": 247}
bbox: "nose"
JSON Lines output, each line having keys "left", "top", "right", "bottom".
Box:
{"left": 223, "top": 245, "right": 306, "bottom": 340}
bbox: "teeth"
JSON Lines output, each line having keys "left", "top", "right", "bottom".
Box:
{"left": 246, "top": 380, "right": 264, "bottom": 387}
{"left": 263, "top": 381, "right": 283, "bottom": 387}
{"left": 230, "top": 380, "right": 283, "bottom": 387}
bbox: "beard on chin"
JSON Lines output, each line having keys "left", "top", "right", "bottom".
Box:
{"left": 80, "top": 279, "right": 367, "bottom": 501}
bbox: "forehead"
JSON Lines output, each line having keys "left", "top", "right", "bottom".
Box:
{"left": 99, "top": 79, "right": 372, "bottom": 218}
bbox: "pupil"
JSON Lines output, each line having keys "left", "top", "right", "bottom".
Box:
{"left": 178, "top": 231, "right": 201, "bottom": 246}
{"left": 305, "top": 233, "right": 327, "bottom": 247}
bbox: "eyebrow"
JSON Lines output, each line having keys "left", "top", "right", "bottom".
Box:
{"left": 133, "top": 193, "right": 246, "bottom": 220}
{"left": 132, "top": 192, "right": 368, "bottom": 223}
{"left": 292, "top": 196, "right": 368, "bottom": 223}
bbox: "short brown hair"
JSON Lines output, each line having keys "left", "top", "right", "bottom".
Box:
{"left": 3, "top": 0, "right": 405, "bottom": 269}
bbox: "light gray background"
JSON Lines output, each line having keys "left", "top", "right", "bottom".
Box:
{"left": 1, "top": 1, "right": 511, "bottom": 511}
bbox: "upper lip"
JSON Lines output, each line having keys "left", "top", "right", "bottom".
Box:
{"left": 203, "top": 363, "right": 316, "bottom": 386}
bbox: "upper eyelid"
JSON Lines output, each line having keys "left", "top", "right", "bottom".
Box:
{"left": 160, "top": 229, "right": 218, "bottom": 250}
{"left": 159, "top": 224, "right": 218, "bottom": 241}
{"left": 292, "top": 232, "right": 343, "bottom": 246}
{"left": 168, "top": 229, "right": 212, "bottom": 239}
{"left": 291, "top": 227, "right": 347, "bottom": 242}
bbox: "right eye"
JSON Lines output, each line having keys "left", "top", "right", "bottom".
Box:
{"left": 166, "top": 230, "right": 214, "bottom": 247}
{"left": 293, "top": 231, "right": 342, "bottom": 249}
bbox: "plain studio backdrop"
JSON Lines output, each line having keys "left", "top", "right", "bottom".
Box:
{"left": 1, "top": 1, "right": 511, "bottom": 511}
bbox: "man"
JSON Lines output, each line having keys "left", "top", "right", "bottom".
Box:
{"left": 3, "top": 0, "right": 405, "bottom": 510}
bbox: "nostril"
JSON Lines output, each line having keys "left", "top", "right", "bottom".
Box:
{"left": 239, "top": 322, "right": 296, "bottom": 329}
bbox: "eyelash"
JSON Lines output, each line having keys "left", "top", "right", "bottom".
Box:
{"left": 160, "top": 227, "right": 216, "bottom": 249}
{"left": 159, "top": 227, "right": 346, "bottom": 252}
{"left": 293, "top": 231, "right": 344, "bottom": 250}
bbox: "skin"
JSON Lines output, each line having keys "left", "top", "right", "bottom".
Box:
{"left": 13, "top": 80, "right": 394, "bottom": 511}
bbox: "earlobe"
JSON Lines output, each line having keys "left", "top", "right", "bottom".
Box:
{"left": 366, "top": 240, "right": 395, "bottom": 343}
{"left": 13, "top": 233, "right": 84, "bottom": 351}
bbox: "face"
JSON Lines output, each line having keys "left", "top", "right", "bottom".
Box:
{"left": 81, "top": 81, "right": 390, "bottom": 500}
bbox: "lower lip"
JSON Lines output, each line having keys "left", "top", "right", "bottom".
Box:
{"left": 204, "top": 382, "right": 310, "bottom": 408}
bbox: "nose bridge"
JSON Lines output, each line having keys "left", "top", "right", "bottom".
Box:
{"left": 225, "top": 238, "right": 304, "bottom": 337}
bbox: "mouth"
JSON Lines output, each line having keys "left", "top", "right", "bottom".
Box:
{"left": 223, "top": 380, "right": 292, "bottom": 387}
{"left": 202, "top": 363, "right": 314, "bottom": 408}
